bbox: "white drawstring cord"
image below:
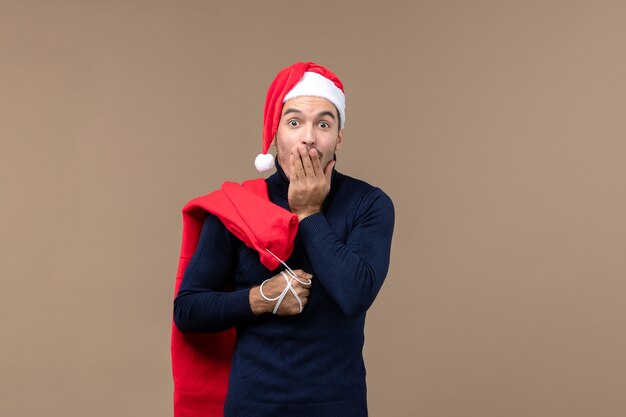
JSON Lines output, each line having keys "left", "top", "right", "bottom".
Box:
{"left": 259, "top": 271, "right": 300, "bottom": 314}
{"left": 264, "top": 249, "right": 312, "bottom": 286}
{"left": 259, "top": 249, "right": 312, "bottom": 314}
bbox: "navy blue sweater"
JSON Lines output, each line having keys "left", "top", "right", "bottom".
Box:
{"left": 174, "top": 163, "right": 394, "bottom": 417}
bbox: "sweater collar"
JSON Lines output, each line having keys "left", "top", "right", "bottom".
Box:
{"left": 267, "top": 157, "right": 290, "bottom": 198}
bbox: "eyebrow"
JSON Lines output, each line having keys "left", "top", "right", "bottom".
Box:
{"left": 282, "top": 108, "right": 337, "bottom": 120}
{"left": 317, "top": 111, "right": 336, "bottom": 120}
{"left": 282, "top": 108, "right": 303, "bottom": 117}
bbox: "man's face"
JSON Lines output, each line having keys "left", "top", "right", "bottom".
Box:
{"left": 275, "top": 96, "right": 344, "bottom": 179}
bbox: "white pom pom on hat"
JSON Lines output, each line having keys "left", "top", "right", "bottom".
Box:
{"left": 254, "top": 153, "right": 275, "bottom": 172}
{"left": 255, "top": 62, "right": 346, "bottom": 172}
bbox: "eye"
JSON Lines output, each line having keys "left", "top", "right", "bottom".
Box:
{"left": 288, "top": 119, "right": 300, "bottom": 127}
{"left": 319, "top": 121, "right": 330, "bottom": 128}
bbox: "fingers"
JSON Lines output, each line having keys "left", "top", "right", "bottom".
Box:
{"left": 290, "top": 153, "right": 305, "bottom": 181}
{"left": 292, "top": 269, "right": 313, "bottom": 281}
{"left": 298, "top": 146, "right": 315, "bottom": 177}
{"left": 290, "top": 146, "right": 309, "bottom": 180}
{"left": 299, "top": 288, "right": 310, "bottom": 308}
{"left": 309, "top": 148, "right": 323, "bottom": 177}
{"left": 298, "top": 287, "right": 310, "bottom": 302}
{"left": 291, "top": 145, "right": 324, "bottom": 180}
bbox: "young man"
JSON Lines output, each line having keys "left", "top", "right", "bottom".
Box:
{"left": 173, "top": 62, "right": 394, "bottom": 417}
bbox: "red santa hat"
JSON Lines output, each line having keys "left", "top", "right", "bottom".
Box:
{"left": 254, "top": 62, "right": 346, "bottom": 172}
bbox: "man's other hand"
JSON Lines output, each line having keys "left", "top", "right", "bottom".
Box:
{"left": 249, "top": 269, "right": 313, "bottom": 315}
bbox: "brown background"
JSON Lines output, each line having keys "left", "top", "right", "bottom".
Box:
{"left": 2, "top": 1, "right": 625, "bottom": 416}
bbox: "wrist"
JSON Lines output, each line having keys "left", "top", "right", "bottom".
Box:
{"left": 249, "top": 286, "right": 271, "bottom": 315}
{"left": 297, "top": 211, "right": 319, "bottom": 222}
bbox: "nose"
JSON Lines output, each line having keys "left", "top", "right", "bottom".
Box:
{"left": 301, "top": 124, "right": 316, "bottom": 146}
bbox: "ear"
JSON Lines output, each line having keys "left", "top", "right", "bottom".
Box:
{"left": 335, "top": 128, "right": 344, "bottom": 150}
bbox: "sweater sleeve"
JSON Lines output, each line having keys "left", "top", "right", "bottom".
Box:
{"left": 173, "top": 214, "right": 255, "bottom": 333}
{"left": 297, "top": 188, "right": 395, "bottom": 318}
